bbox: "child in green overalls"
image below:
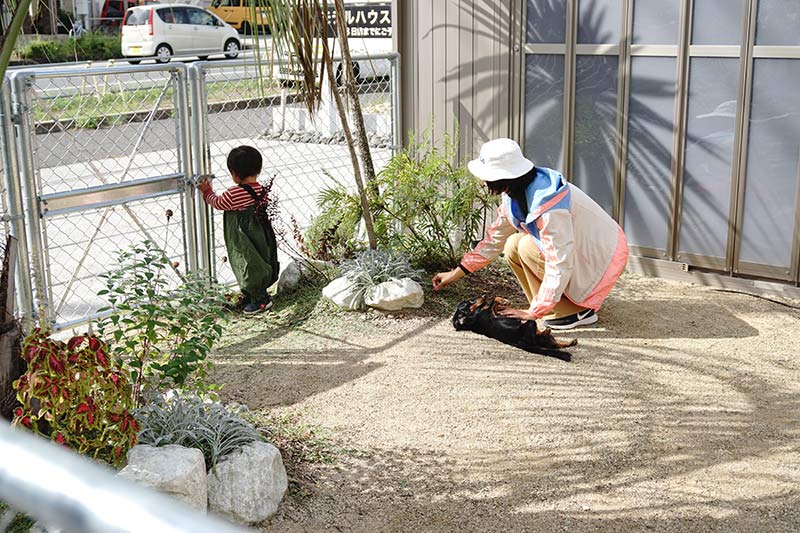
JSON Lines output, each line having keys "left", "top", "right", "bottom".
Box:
{"left": 198, "top": 145, "right": 280, "bottom": 314}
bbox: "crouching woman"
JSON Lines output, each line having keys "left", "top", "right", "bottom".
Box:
{"left": 432, "top": 138, "right": 629, "bottom": 330}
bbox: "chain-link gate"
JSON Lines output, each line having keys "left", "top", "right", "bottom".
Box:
{"left": 8, "top": 64, "right": 197, "bottom": 331}
{"left": 189, "top": 53, "right": 401, "bottom": 286}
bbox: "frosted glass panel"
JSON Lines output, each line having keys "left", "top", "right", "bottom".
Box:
{"left": 679, "top": 58, "right": 740, "bottom": 261}
{"left": 691, "top": 0, "right": 744, "bottom": 45}
{"left": 526, "top": 0, "right": 567, "bottom": 43}
{"left": 632, "top": 0, "right": 680, "bottom": 45}
{"left": 624, "top": 57, "right": 677, "bottom": 251}
{"left": 755, "top": 0, "right": 800, "bottom": 46}
{"left": 524, "top": 55, "right": 565, "bottom": 170}
{"left": 572, "top": 55, "right": 618, "bottom": 214}
{"left": 739, "top": 59, "right": 800, "bottom": 269}
{"left": 577, "top": 0, "right": 621, "bottom": 44}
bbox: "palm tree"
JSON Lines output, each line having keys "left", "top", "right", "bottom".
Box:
{"left": 0, "top": 0, "right": 33, "bottom": 80}
{"left": 260, "top": 0, "right": 379, "bottom": 248}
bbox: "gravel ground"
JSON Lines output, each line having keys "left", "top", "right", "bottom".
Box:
{"left": 211, "top": 272, "right": 800, "bottom": 532}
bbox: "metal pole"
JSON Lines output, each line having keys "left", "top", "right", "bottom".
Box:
{"left": 9, "top": 72, "right": 49, "bottom": 328}
{"left": 188, "top": 63, "right": 213, "bottom": 280}
{"left": 390, "top": 53, "right": 402, "bottom": 155}
{"left": 0, "top": 81, "right": 34, "bottom": 330}
{"left": 174, "top": 66, "right": 198, "bottom": 273}
{"left": 0, "top": 422, "right": 247, "bottom": 533}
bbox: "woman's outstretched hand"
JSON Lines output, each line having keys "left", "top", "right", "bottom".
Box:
{"left": 499, "top": 308, "right": 536, "bottom": 322}
{"left": 432, "top": 268, "right": 465, "bottom": 291}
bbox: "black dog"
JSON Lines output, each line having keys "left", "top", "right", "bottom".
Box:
{"left": 452, "top": 295, "right": 577, "bottom": 361}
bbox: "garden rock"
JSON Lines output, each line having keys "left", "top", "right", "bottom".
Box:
{"left": 276, "top": 260, "right": 302, "bottom": 294}
{"left": 365, "top": 278, "right": 425, "bottom": 311}
{"left": 119, "top": 445, "right": 207, "bottom": 512}
{"left": 207, "top": 441, "right": 288, "bottom": 524}
{"left": 322, "top": 275, "right": 361, "bottom": 310}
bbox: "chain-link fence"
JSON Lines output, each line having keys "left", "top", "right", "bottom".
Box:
{"left": 190, "top": 53, "right": 400, "bottom": 286}
{"left": 1, "top": 53, "right": 400, "bottom": 331}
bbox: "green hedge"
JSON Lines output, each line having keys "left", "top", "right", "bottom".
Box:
{"left": 19, "top": 33, "right": 122, "bottom": 63}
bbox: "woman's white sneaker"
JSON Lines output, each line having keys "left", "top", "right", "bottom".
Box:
{"left": 544, "top": 309, "right": 598, "bottom": 330}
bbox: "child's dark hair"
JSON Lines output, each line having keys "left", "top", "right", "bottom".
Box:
{"left": 227, "top": 145, "right": 262, "bottom": 178}
{"left": 485, "top": 166, "right": 537, "bottom": 213}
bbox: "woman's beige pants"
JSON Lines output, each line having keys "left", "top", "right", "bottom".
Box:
{"left": 503, "top": 232, "right": 588, "bottom": 319}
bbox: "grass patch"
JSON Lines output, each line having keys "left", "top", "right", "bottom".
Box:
{"left": 242, "top": 410, "right": 339, "bottom": 498}
{"left": 0, "top": 502, "right": 34, "bottom": 533}
{"left": 217, "top": 261, "right": 520, "bottom": 352}
{"left": 32, "top": 78, "right": 286, "bottom": 128}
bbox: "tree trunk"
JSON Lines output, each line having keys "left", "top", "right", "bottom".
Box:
{"left": 0, "top": 237, "right": 22, "bottom": 421}
{"left": 322, "top": 59, "right": 378, "bottom": 249}
{"left": 0, "top": 0, "right": 33, "bottom": 80}
{"left": 333, "top": 0, "right": 378, "bottom": 191}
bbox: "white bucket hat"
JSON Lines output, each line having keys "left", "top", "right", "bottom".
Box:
{"left": 467, "top": 138, "right": 534, "bottom": 182}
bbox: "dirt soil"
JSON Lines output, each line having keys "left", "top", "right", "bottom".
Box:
{"left": 211, "top": 272, "right": 800, "bottom": 532}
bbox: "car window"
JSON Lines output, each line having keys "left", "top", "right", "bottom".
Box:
{"left": 156, "top": 7, "right": 174, "bottom": 23}
{"left": 187, "top": 8, "right": 216, "bottom": 26}
{"left": 125, "top": 9, "right": 149, "bottom": 25}
{"left": 173, "top": 7, "right": 190, "bottom": 24}
{"left": 214, "top": 0, "right": 240, "bottom": 7}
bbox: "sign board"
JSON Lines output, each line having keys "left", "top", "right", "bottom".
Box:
{"left": 327, "top": 2, "right": 391, "bottom": 39}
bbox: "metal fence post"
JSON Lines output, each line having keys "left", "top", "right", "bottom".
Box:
{"left": 174, "top": 66, "right": 198, "bottom": 273}
{"left": 188, "top": 63, "right": 213, "bottom": 281}
{"left": 9, "top": 72, "right": 49, "bottom": 328}
{"left": 0, "top": 80, "right": 35, "bottom": 330}
{"left": 390, "top": 52, "right": 402, "bottom": 155}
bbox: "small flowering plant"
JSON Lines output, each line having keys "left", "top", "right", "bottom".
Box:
{"left": 12, "top": 329, "right": 138, "bottom": 467}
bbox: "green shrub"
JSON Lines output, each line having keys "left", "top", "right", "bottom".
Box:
{"left": 20, "top": 40, "right": 63, "bottom": 63}
{"left": 19, "top": 33, "right": 121, "bottom": 63}
{"left": 339, "top": 249, "right": 423, "bottom": 309}
{"left": 135, "top": 394, "right": 262, "bottom": 469}
{"left": 374, "top": 131, "right": 492, "bottom": 270}
{"left": 13, "top": 329, "right": 138, "bottom": 467}
{"left": 95, "top": 240, "right": 228, "bottom": 406}
{"left": 301, "top": 179, "right": 365, "bottom": 261}
{"left": 305, "top": 130, "right": 491, "bottom": 269}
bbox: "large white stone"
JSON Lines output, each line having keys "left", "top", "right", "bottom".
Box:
{"left": 322, "top": 275, "right": 362, "bottom": 310}
{"left": 207, "top": 441, "right": 288, "bottom": 524}
{"left": 276, "top": 260, "right": 303, "bottom": 294}
{"left": 119, "top": 444, "right": 207, "bottom": 513}
{"left": 365, "top": 278, "right": 424, "bottom": 311}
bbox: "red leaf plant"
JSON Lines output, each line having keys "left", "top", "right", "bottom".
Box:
{"left": 12, "top": 329, "right": 138, "bottom": 467}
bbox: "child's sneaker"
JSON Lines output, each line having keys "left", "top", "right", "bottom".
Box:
{"left": 243, "top": 295, "right": 273, "bottom": 314}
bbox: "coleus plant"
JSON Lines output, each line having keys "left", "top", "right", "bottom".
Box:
{"left": 13, "top": 329, "right": 138, "bottom": 467}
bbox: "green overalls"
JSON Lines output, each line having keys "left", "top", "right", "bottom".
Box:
{"left": 223, "top": 184, "right": 280, "bottom": 300}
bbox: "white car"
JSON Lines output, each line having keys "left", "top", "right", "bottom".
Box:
{"left": 121, "top": 4, "right": 241, "bottom": 63}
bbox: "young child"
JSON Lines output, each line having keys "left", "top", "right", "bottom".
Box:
{"left": 198, "top": 145, "right": 279, "bottom": 314}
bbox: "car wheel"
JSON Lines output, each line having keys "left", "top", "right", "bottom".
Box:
{"left": 155, "top": 44, "right": 172, "bottom": 64}
{"left": 335, "top": 61, "right": 361, "bottom": 87}
{"left": 224, "top": 39, "right": 240, "bottom": 59}
{"left": 127, "top": 59, "right": 141, "bottom": 65}
{"left": 240, "top": 21, "right": 251, "bottom": 35}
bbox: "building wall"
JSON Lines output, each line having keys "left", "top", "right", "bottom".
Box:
{"left": 398, "top": 0, "right": 800, "bottom": 286}
{"left": 396, "top": 0, "right": 524, "bottom": 160}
